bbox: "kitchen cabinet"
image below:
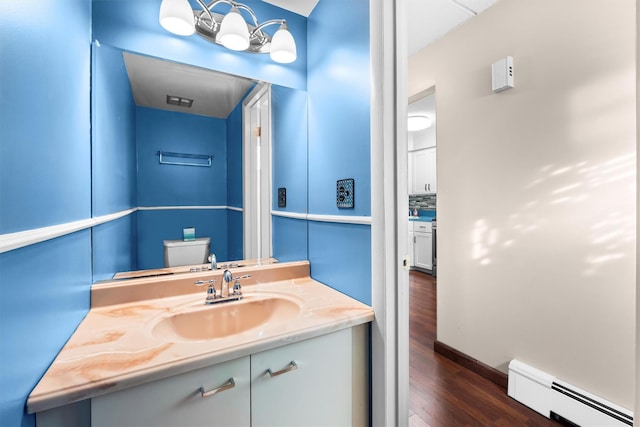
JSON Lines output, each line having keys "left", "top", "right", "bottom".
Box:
{"left": 85, "top": 326, "right": 369, "bottom": 427}
{"left": 410, "top": 147, "right": 437, "bottom": 194}
{"left": 412, "top": 222, "right": 433, "bottom": 271}
{"left": 408, "top": 221, "right": 415, "bottom": 266}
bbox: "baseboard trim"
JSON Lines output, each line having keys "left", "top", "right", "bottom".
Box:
{"left": 433, "top": 340, "right": 508, "bottom": 391}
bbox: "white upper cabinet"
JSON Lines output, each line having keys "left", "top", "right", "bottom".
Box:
{"left": 410, "top": 147, "right": 437, "bottom": 194}
{"left": 408, "top": 93, "right": 436, "bottom": 194}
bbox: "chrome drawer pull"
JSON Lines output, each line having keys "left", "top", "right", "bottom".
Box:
{"left": 266, "top": 361, "right": 298, "bottom": 377}
{"left": 199, "top": 378, "right": 235, "bottom": 398}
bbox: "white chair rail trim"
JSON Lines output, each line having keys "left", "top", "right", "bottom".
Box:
{"left": 1, "top": 207, "right": 369, "bottom": 254}
{"left": 0, "top": 208, "right": 137, "bottom": 254}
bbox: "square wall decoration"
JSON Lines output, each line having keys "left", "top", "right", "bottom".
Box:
{"left": 336, "top": 178, "right": 354, "bottom": 208}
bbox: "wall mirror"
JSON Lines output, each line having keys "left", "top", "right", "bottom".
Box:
{"left": 91, "top": 43, "right": 309, "bottom": 282}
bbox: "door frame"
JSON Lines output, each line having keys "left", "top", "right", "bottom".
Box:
{"left": 242, "top": 83, "right": 272, "bottom": 261}
{"left": 370, "top": 0, "right": 409, "bottom": 425}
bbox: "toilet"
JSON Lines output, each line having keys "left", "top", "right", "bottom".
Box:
{"left": 163, "top": 237, "right": 210, "bottom": 267}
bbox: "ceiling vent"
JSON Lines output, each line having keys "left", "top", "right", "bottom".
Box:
{"left": 166, "top": 95, "right": 193, "bottom": 108}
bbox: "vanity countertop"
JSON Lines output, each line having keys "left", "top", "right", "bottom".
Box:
{"left": 27, "top": 261, "right": 374, "bottom": 414}
{"left": 111, "top": 257, "right": 279, "bottom": 280}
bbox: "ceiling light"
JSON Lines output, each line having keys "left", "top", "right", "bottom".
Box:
{"left": 159, "top": 0, "right": 297, "bottom": 63}
{"left": 159, "top": 0, "right": 195, "bottom": 36}
{"left": 408, "top": 115, "right": 432, "bottom": 132}
{"left": 218, "top": 7, "right": 250, "bottom": 51}
{"left": 270, "top": 22, "right": 296, "bottom": 64}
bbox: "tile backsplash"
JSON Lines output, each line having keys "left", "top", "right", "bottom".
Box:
{"left": 409, "top": 194, "right": 436, "bottom": 210}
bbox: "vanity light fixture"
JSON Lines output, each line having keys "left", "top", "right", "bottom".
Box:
{"left": 159, "top": 0, "right": 297, "bottom": 64}
{"left": 408, "top": 115, "right": 432, "bottom": 132}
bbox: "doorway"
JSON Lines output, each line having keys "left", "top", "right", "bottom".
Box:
{"left": 243, "top": 84, "right": 272, "bottom": 260}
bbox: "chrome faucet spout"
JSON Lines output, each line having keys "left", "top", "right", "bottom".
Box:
{"left": 208, "top": 253, "right": 217, "bottom": 270}
{"left": 221, "top": 269, "right": 233, "bottom": 298}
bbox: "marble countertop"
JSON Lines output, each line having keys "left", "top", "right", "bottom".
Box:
{"left": 27, "top": 261, "right": 374, "bottom": 414}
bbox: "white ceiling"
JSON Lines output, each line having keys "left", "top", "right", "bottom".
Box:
{"left": 262, "top": 0, "right": 497, "bottom": 56}
{"left": 406, "top": 0, "right": 497, "bottom": 56}
{"left": 262, "top": 0, "right": 319, "bottom": 17}
{"left": 123, "top": 53, "right": 255, "bottom": 119}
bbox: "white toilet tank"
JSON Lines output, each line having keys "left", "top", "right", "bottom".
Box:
{"left": 163, "top": 237, "right": 210, "bottom": 267}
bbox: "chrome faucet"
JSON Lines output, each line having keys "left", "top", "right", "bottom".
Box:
{"left": 221, "top": 269, "right": 233, "bottom": 298}
{"left": 194, "top": 270, "right": 250, "bottom": 304}
{"left": 208, "top": 253, "right": 217, "bottom": 270}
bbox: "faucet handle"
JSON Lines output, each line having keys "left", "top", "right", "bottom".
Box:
{"left": 194, "top": 279, "right": 215, "bottom": 286}
{"left": 232, "top": 274, "right": 251, "bottom": 296}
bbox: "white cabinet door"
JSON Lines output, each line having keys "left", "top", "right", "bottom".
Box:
{"left": 411, "top": 148, "right": 437, "bottom": 194}
{"left": 251, "top": 327, "right": 368, "bottom": 427}
{"left": 92, "top": 357, "right": 250, "bottom": 427}
{"left": 414, "top": 230, "right": 433, "bottom": 270}
{"left": 408, "top": 221, "right": 415, "bottom": 267}
{"left": 425, "top": 147, "right": 437, "bottom": 193}
{"left": 407, "top": 151, "right": 413, "bottom": 195}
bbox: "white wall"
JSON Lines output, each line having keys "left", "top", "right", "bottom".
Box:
{"left": 409, "top": 0, "right": 636, "bottom": 409}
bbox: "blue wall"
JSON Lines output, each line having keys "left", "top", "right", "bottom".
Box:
{"left": 92, "top": 43, "right": 137, "bottom": 217}
{"left": 271, "top": 85, "right": 309, "bottom": 261}
{"left": 136, "top": 107, "right": 229, "bottom": 267}
{"left": 93, "top": 214, "right": 138, "bottom": 282}
{"left": 227, "top": 100, "right": 244, "bottom": 260}
{"left": 91, "top": 42, "right": 138, "bottom": 281}
{"left": 0, "top": 2, "right": 92, "bottom": 426}
{"left": 0, "top": 2, "right": 91, "bottom": 233}
{"left": 307, "top": 0, "right": 372, "bottom": 304}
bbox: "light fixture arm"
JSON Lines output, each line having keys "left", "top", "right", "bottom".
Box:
{"left": 194, "top": 0, "right": 216, "bottom": 31}
{"left": 250, "top": 19, "right": 286, "bottom": 38}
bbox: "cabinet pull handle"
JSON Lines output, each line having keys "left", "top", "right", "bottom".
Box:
{"left": 199, "top": 378, "right": 235, "bottom": 398}
{"left": 266, "top": 361, "right": 298, "bottom": 378}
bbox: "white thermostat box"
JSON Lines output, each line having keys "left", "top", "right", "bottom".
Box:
{"left": 492, "top": 56, "right": 514, "bottom": 93}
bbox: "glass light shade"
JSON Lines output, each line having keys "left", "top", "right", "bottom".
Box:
{"left": 159, "top": 0, "right": 195, "bottom": 36}
{"left": 408, "top": 115, "right": 432, "bottom": 132}
{"left": 270, "top": 24, "right": 297, "bottom": 63}
{"left": 218, "top": 7, "right": 250, "bottom": 51}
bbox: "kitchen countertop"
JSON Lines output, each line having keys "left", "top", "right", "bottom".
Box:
{"left": 27, "top": 261, "right": 374, "bottom": 414}
{"left": 409, "top": 217, "right": 434, "bottom": 222}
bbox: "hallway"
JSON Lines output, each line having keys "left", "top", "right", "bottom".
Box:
{"left": 408, "top": 271, "right": 563, "bottom": 426}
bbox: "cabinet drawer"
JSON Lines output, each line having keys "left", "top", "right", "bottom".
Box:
{"left": 414, "top": 222, "right": 432, "bottom": 233}
{"left": 92, "top": 357, "right": 250, "bottom": 427}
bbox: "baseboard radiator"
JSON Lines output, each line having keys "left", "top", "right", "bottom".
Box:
{"left": 507, "top": 360, "right": 633, "bottom": 426}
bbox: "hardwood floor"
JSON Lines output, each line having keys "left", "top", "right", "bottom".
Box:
{"left": 408, "top": 270, "right": 563, "bottom": 426}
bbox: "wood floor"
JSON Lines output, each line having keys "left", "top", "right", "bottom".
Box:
{"left": 408, "top": 270, "right": 564, "bottom": 426}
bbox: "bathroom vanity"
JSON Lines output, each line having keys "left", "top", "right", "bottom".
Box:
{"left": 28, "top": 261, "right": 373, "bottom": 426}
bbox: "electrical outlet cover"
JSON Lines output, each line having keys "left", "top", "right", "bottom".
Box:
{"left": 336, "top": 178, "right": 354, "bottom": 208}
{"left": 277, "top": 187, "right": 286, "bottom": 208}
